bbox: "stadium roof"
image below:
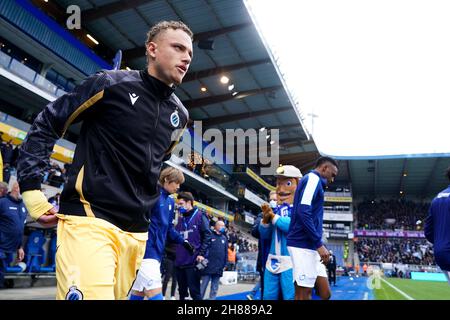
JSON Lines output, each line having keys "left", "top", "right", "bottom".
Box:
{"left": 335, "top": 157, "right": 450, "bottom": 200}
{"left": 44, "top": 0, "right": 317, "bottom": 171}
{"left": 28, "top": 1, "right": 450, "bottom": 200}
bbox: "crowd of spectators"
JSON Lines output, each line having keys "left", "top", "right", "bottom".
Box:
{"left": 226, "top": 225, "right": 257, "bottom": 254}
{"left": 1, "top": 138, "right": 20, "bottom": 183}
{"left": 356, "top": 238, "right": 434, "bottom": 266}
{"left": 356, "top": 199, "right": 430, "bottom": 231}
{"left": 1, "top": 135, "right": 69, "bottom": 189}
{"left": 43, "top": 162, "right": 69, "bottom": 188}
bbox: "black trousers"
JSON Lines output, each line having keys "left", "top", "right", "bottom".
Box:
{"left": 162, "top": 258, "right": 177, "bottom": 297}
{"left": 0, "top": 252, "right": 7, "bottom": 289}
{"left": 328, "top": 268, "right": 336, "bottom": 285}
{"left": 176, "top": 265, "right": 202, "bottom": 300}
{"left": 259, "top": 270, "right": 265, "bottom": 300}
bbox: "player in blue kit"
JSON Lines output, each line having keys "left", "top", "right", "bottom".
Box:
{"left": 425, "top": 166, "right": 450, "bottom": 284}
{"left": 287, "top": 157, "right": 338, "bottom": 300}
{"left": 129, "top": 167, "right": 194, "bottom": 300}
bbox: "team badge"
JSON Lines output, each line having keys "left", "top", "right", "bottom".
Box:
{"left": 280, "top": 206, "right": 289, "bottom": 217}
{"left": 270, "top": 258, "right": 280, "bottom": 272}
{"left": 170, "top": 111, "right": 180, "bottom": 127}
{"left": 65, "top": 286, "right": 84, "bottom": 300}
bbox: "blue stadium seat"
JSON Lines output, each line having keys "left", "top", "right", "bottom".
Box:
{"left": 236, "top": 261, "right": 245, "bottom": 281}
{"left": 40, "top": 233, "right": 57, "bottom": 273}
{"left": 24, "top": 230, "right": 46, "bottom": 273}
{"left": 5, "top": 253, "right": 22, "bottom": 273}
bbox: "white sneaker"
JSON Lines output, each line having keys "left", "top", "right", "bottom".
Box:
{"left": 170, "top": 296, "right": 176, "bottom": 300}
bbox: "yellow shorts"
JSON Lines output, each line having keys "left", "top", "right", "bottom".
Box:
{"left": 55, "top": 214, "right": 147, "bottom": 300}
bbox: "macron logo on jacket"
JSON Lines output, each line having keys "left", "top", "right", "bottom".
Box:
{"left": 129, "top": 93, "right": 139, "bottom": 105}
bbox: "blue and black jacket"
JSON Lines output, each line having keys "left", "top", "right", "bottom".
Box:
{"left": 144, "top": 188, "right": 184, "bottom": 262}
{"left": 0, "top": 194, "right": 27, "bottom": 253}
{"left": 17, "top": 70, "right": 188, "bottom": 232}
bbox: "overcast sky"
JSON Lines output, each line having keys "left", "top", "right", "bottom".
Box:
{"left": 245, "top": 0, "right": 450, "bottom": 158}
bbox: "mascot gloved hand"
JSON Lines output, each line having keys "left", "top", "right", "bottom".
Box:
{"left": 261, "top": 203, "right": 275, "bottom": 224}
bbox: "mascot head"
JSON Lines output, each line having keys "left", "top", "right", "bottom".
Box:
{"left": 275, "top": 165, "right": 302, "bottom": 205}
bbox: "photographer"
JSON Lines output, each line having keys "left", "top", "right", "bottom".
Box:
{"left": 174, "top": 192, "right": 212, "bottom": 300}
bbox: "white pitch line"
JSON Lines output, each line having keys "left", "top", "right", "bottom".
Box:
{"left": 380, "top": 278, "right": 415, "bottom": 300}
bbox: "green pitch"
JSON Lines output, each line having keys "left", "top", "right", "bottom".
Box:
{"left": 374, "top": 278, "right": 450, "bottom": 300}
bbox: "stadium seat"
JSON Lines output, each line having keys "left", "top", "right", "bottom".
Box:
{"left": 40, "top": 233, "right": 57, "bottom": 273}
{"left": 5, "top": 253, "right": 22, "bottom": 273}
{"left": 24, "top": 230, "right": 46, "bottom": 273}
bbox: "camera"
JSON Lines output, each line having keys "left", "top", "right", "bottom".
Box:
{"left": 195, "top": 258, "right": 209, "bottom": 271}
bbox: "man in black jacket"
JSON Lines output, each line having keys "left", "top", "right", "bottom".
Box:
{"left": 327, "top": 250, "right": 337, "bottom": 286}
{"left": 200, "top": 220, "right": 228, "bottom": 300}
{"left": 16, "top": 21, "right": 193, "bottom": 300}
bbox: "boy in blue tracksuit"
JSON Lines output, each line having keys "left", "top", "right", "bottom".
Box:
{"left": 287, "top": 157, "right": 338, "bottom": 300}
{"left": 130, "top": 168, "right": 194, "bottom": 300}
{"left": 259, "top": 165, "right": 302, "bottom": 300}
{"left": 425, "top": 167, "right": 450, "bottom": 284}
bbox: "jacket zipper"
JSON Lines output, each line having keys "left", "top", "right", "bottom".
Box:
{"left": 145, "top": 100, "right": 161, "bottom": 175}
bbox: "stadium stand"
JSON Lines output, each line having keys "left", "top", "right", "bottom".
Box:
{"left": 356, "top": 238, "right": 434, "bottom": 266}
{"left": 356, "top": 199, "right": 429, "bottom": 231}
{"left": 23, "top": 230, "right": 46, "bottom": 273}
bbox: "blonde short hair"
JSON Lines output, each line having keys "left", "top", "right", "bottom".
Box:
{"left": 145, "top": 20, "right": 193, "bottom": 46}
{"left": 159, "top": 167, "right": 185, "bottom": 185}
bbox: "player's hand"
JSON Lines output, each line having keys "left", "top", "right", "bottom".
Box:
{"left": 16, "top": 248, "right": 25, "bottom": 262}
{"left": 37, "top": 207, "right": 59, "bottom": 228}
{"left": 196, "top": 255, "right": 205, "bottom": 263}
{"left": 183, "top": 240, "right": 195, "bottom": 255}
{"left": 317, "top": 245, "right": 330, "bottom": 265}
{"left": 261, "top": 203, "right": 275, "bottom": 224}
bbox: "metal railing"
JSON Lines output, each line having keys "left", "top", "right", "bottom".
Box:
{"left": 0, "top": 50, "right": 66, "bottom": 98}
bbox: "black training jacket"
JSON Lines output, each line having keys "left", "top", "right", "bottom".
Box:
{"left": 17, "top": 70, "right": 189, "bottom": 232}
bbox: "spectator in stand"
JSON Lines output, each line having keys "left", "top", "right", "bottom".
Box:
{"left": 46, "top": 163, "right": 66, "bottom": 188}
{"left": 356, "top": 238, "right": 434, "bottom": 265}
{"left": 1, "top": 140, "right": 14, "bottom": 183}
{"left": 357, "top": 199, "right": 429, "bottom": 231}
{"left": 227, "top": 242, "right": 236, "bottom": 271}
{"left": 48, "top": 193, "right": 61, "bottom": 212}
